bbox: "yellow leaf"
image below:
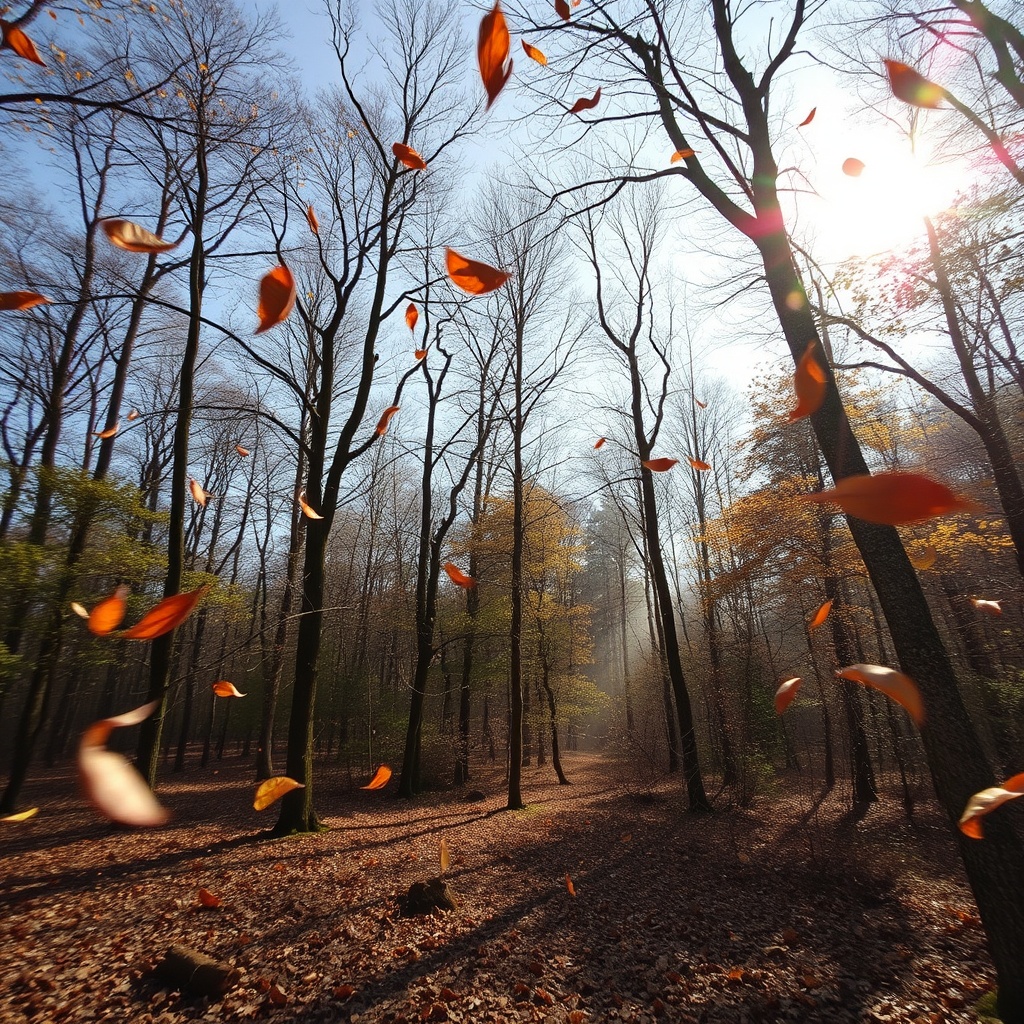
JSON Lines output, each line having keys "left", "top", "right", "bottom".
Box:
{"left": 253, "top": 776, "right": 304, "bottom": 811}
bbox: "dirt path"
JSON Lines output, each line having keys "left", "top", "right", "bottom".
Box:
{"left": 0, "top": 753, "right": 995, "bottom": 1023}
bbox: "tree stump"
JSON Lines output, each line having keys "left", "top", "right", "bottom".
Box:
{"left": 155, "top": 943, "right": 240, "bottom": 998}
{"left": 402, "top": 877, "right": 459, "bottom": 916}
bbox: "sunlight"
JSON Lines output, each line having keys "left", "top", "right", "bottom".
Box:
{"left": 806, "top": 133, "right": 967, "bottom": 262}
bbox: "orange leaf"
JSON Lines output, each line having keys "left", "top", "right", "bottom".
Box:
{"left": 79, "top": 701, "right": 169, "bottom": 827}
{"left": 392, "top": 142, "right": 427, "bottom": 170}
{"left": 439, "top": 837, "right": 451, "bottom": 875}
{"left": 522, "top": 40, "right": 547, "bottom": 65}
{"left": 212, "top": 680, "right": 246, "bottom": 697}
{"left": 253, "top": 776, "right": 304, "bottom": 811}
{"left": 127, "top": 409, "right": 140, "bottom": 421}
{"left": 687, "top": 456, "right": 711, "bottom": 471}
{"left": 788, "top": 341, "right": 827, "bottom": 422}
{"left": 256, "top": 265, "right": 296, "bottom": 334}
{"left": 478, "top": 1, "right": 512, "bottom": 109}
{"left": 405, "top": 303, "right": 419, "bottom": 331}
{"left": 774, "top": 676, "right": 802, "bottom": 715}
{"left": 93, "top": 422, "right": 120, "bottom": 440}
{"left": 197, "top": 888, "right": 221, "bottom": 908}
{"left": 569, "top": 88, "right": 601, "bottom": 115}
{"left": 1, "top": 22, "right": 45, "bottom": 65}
{"left": 446, "top": 247, "right": 511, "bottom": 295}
{"left": 670, "top": 149, "right": 695, "bottom": 162}
{"left": 835, "top": 664, "right": 924, "bottom": 726}
{"left": 444, "top": 562, "right": 476, "bottom": 588}
{"left": 884, "top": 59, "right": 944, "bottom": 109}
{"left": 121, "top": 585, "right": 209, "bottom": 641}
{"left": 189, "top": 477, "right": 209, "bottom": 507}
{"left": 361, "top": 765, "right": 392, "bottom": 790}
{"left": 971, "top": 598, "right": 1002, "bottom": 616}
{"left": 594, "top": 437, "right": 606, "bottom": 449}
{"left": 909, "top": 545, "right": 936, "bottom": 570}
{"left": 643, "top": 458, "right": 677, "bottom": 473}
{"left": 298, "top": 491, "right": 323, "bottom": 520}
{"left": 565, "top": 872, "right": 576, "bottom": 896}
{"left": 1, "top": 807, "right": 38, "bottom": 822}
{"left": 842, "top": 157, "right": 865, "bottom": 177}
{"left": 801, "top": 471, "right": 976, "bottom": 525}
{"left": 414, "top": 348, "right": 427, "bottom": 360}
{"left": 235, "top": 444, "right": 250, "bottom": 457}
{"left": 808, "top": 598, "right": 832, "bottom": 630}
{"left": 798, "top": 107, "right": 816, "bottom": 127}
{"left": 306, "top": 204, "right": 319, "bottom": 236}
{"left": 376, "top": 405, "right": 400, "bottom": 436}
{"left": 0, "top": 290, "right": 50, "bottom": 310}
{"left": 101, "top": 218, "right": 176, "bottom": 254}
{"left": 88, "top": 585, "right": 129, "bottom": 636}
{"left": 958, "top": 773, "right": 1024, "bottom": 839}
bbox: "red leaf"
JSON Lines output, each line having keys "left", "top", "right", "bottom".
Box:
{"left": 0, "top": 290, "right": 50, "bottom": 310}
{"left": 798, "top": 107, "right": 816, "bottom": 127}
{"left": 555, "top": 0, "right": 570, "bottom": 20}
{"left": 88, "top": 586, "right": 129, "bottom": 636}
{"left": 569, "top": 88, "right": 601, "bottom": 114}
{"left": 1, "top": 21, "right": 44, "bottom": 65}
{"left": 197, "top": 888, "right": 221, "bottom": 908}
{"left": 594, "top": 437, "right": 606, "bottom": 449}
{"left": 774, "top": 677, "right": 802, "bottom": 715}
{"left": 643, "top": 457, "right": 677, "bottom": 473}
{"left": 884, "top": 59, "right": 944, "bottom": 109}
{"left": 376, "top": 405, "right": 400, "bottom": 436}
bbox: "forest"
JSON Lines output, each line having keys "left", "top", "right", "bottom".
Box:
{"left": 1, "top": 0, "right": 1023, "bottom": 1020}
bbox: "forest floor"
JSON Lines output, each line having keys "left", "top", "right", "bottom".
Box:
{"left": 0, "top": 751, "right": 998, "bottom": 1024}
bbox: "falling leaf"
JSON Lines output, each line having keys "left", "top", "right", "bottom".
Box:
{"left": 197, "top": 888, "right": 221, "bottom": 908}
{"left": 835, "top": 664, "right": 925, "bottom": 726}
{"left": 235, "top": 444, "right": 250, "bottom": 457}
{"left": 958, "top": 773, "right": 1024, "bottom": 839}
{"left": 522, "top": 40, "right": 547, "bottom": 65}
{"left": 189, "top": 477, "right": 209, "bottom": 507}
{"left": 565, "top": 873, "right": 576, "bottom": 896}
{"left": 439, "top": 837, "right": 451, "bottom": 875}
{"left": 79, "top": 701, "right": 169, "bottom": 827}
{"left": 643, "top": 458, "right": 678, "bottom": 473}
{"left": 884, "top": 58, "right": 944, "bottom": 109}
{"left": 801, "top": 471, "right": 976, "bottom": 525}
{"left": 392, "top": 142, "right": 427, "bottom": 170}
{"left": 670, "top": 149, "right": 695, "bottom": 162}
{"left": 910, "top": 545, "right": 936, "bottom": 570}
{"left": 478, "top": 1, "right": 512, "bottom": 109}
{"left": 121, "top": 585, "right": 209, "bottom": 641}
{"left": 1, "top": 22, "right": 45, "bottom": 65}
{"left": 298, "top": 491, "right": 323, "bottom": 520}
{"left": 254, "top": 776, "right": 305, "bottom": 811}
{"left": 971, "top": 598, "right": 1002, "bottom": 616}
{"left": 808, "top": 599, "right": 832, "bottom": 630}
{"left": 445, "top": 247, "right": 511, "bottom": 295}
{"left": 70, "top": 602, "right": 89, "bottom": 619}
{"left": 555, "top": 0, "right": 570, "bottom": 17}
{"left": 88, "top": 585, "right": 129, "bottom": 636}
{"left": 2, "top": 807, "right": 39, "bottom": 822}
{"left": 212, "top": 680, "right": 246, "bottom": 697}
{"left": 774, "top": 677, "right": 802, "bottom": 715}
{"left": 93, "top": 422, "right": 120, "bottom": 440}
{"left": 361, "top": 765, "right": 392, "bottom": 790}
{"left": 306, "top": 204, "right": 319, "bottom": 236}
{"left": 376, "top": 405, "right": 400, "bottom": 436}
{"left": 568, "top": 88, "right": 601, "bottom": 115}
{"left": 127, "top": 409, "right": 140, "bottom": 421}
{"left": 695, "top": 398, "right": 707, "bottom": 409}
{"left": 101, "top": 218, "right": 176, "bottom": 254}
{"left": 256, "top": 265, "right": 296, "bottom": 334}
{"left": 687, "top": 456, "right": 711, "bottom": 471}
{"left": 798, "top": 107, "right": 816, "bottom": 127}
{"left": 405, "top": 303, "right": 419, "bottom": 331}
{"left": 788, "top": 341, "right": 827, "bottom": 422}
{"left": 842, "top": 157, "right": 865, "bottom": 177}
{"left": 444, "top": 562, "right": 476, "bottom": 588}
{"left": 594, "top": 437, "right": 606, "bottom": 449}
{"left": 414, "top": 348, "right": 427, "bottom": 360}
{"left": 0, "top": 290, "right": 50, "bottom": 310}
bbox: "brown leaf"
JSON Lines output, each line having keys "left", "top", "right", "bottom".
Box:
{"left": 774, "top": 677, "right": 802, "bottom": 715}
{"left": 197, "top": 888, "right": 221, "bottom": 908}
{"left": 121, "top": 585, "right": 209, "bottom": 641}
{"left": 798, "top": 107, "right": 816, "bottom": 127}
{"left": 808, "top": 599, "right": 832, "bottom": 630}
{"left": 568, "top": 88, "right": 601, "bottom": 115}
{"left": 306, "top": 204, "right": 319, "bottom": 236}
{"left": 555, "top": 0, "right": 570, "bottom": 19}
{"left": 884, "top": 59, "right": 944, "bottom": 109}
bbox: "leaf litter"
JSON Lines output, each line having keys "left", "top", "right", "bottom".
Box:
{"left": 0, "top": 754, "right": 994, "bottom": 1022}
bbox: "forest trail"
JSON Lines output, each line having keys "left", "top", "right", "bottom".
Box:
{"left": 0, "top": 753, "right": 994, "bottom": 1023}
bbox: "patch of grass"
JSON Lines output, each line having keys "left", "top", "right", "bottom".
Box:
{"left": 975, "top": 990, "right": 1002, "bottom": 1022}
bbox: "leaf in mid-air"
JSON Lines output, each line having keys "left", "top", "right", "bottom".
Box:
{"left": 88, "top": 586, "right": 129, "bottom": 636}
{"left": 643, "top": 458, "right": 677, "bottom": 473}
{"left": 121, "top": 586, "right": 209, "bottom": 641}
{"left": 774, "top": 677, "right": 802, "bottom": 715}
{"left": 478, "top": 1, "right": 512, "bottom": 109}
{"left": 255, "top": 266, "right": 296, "bottom": 334}
{"left": 445, "top": 248, "right": 511, "bottom": 295}
{"left": 361, "top": 766, "right": 392, "bottom": 790}
{"left": 212, "top": 681, "right": 246, "bottom": 697}
{"left": 835, "top": 664, "right": 924, "bottom": 726}
{"left": 884, "top": 59, "right": 944, "bottom": 109}
{"left": 101, "top": 218, "right": 176, "bottom": 254}
{"left": 392, "top": 142, "right": 427, "bottom": 170}
{"left": 958, "top": 773, "right": 1024, "bottom": 839}
{"left": 801, "top": 471, "right": 975, "bottom": 526}
{"left": 808, "top": 599, "right": 832, "bottom": 630}
{"left": 254, "top": 776, "right": 305, "bottom": 811}
{"left": 444, "top": 562, "right": 476, "bottom": 588}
